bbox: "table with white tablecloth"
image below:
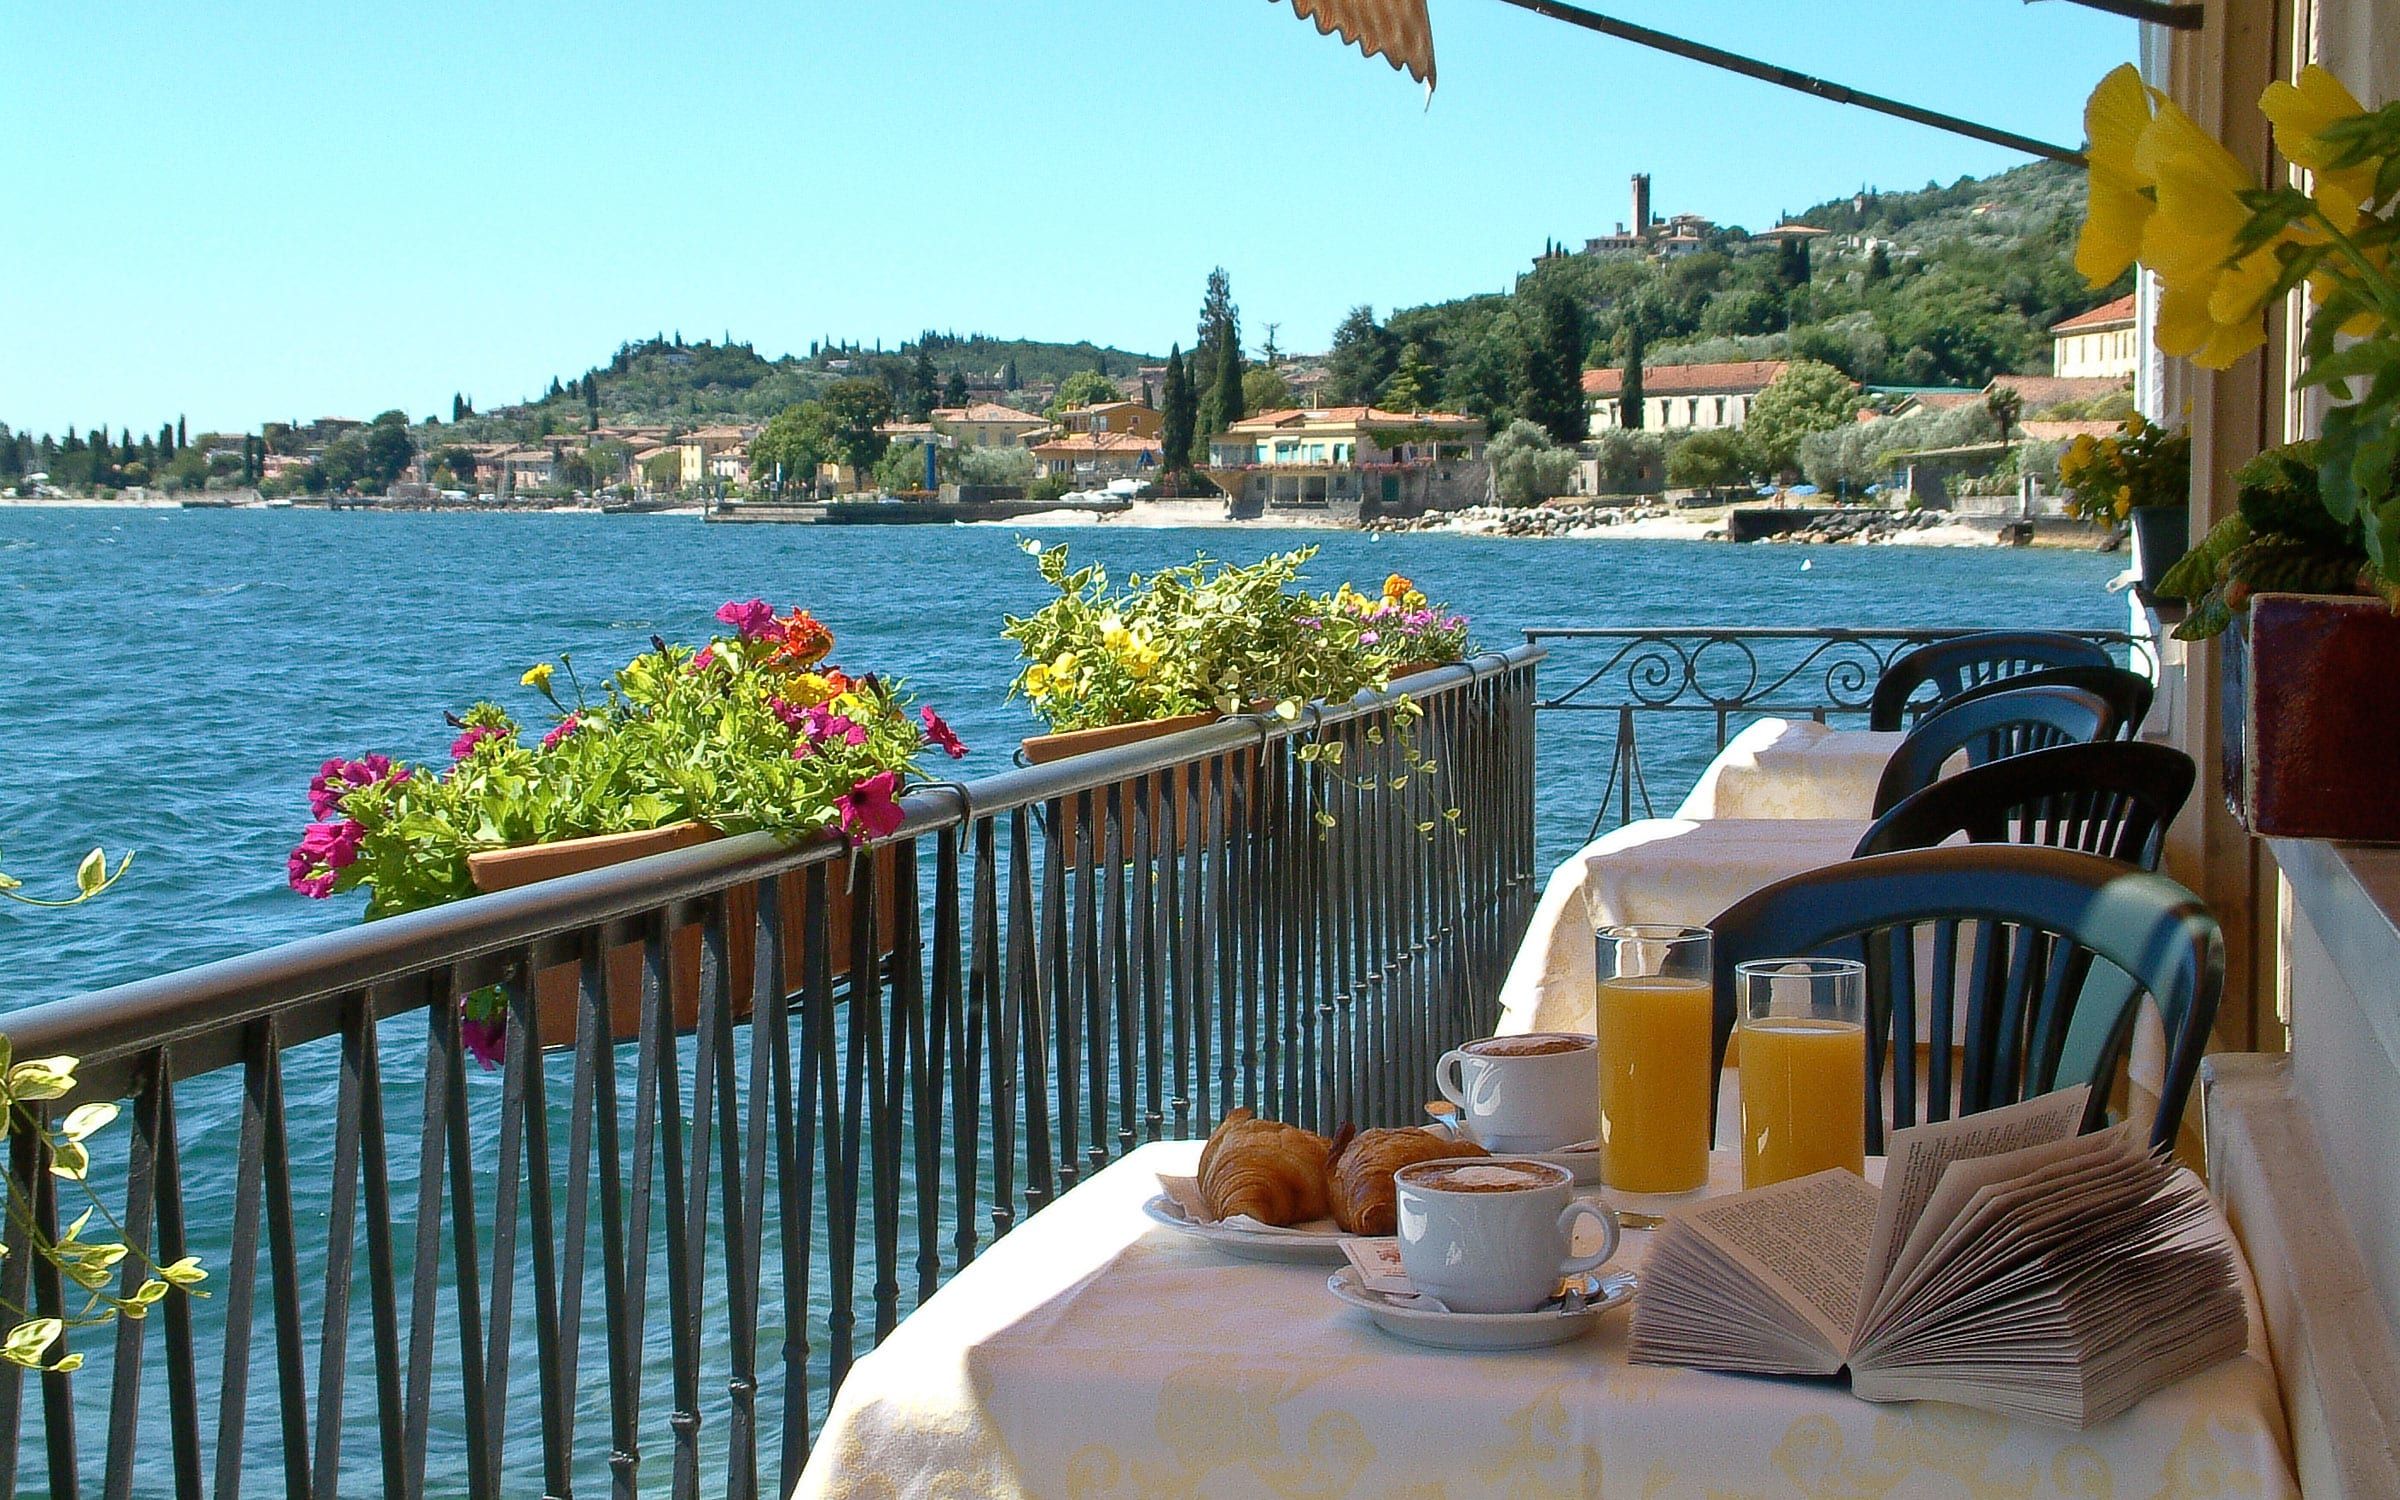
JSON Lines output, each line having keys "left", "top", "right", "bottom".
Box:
{"left": 793, "top": 1140, "right": 2293, "bottom": 1500}
{"left": 1498, "top": 817, "right": 1872, "bottom": 1036}
{"left": 1674, "top": 718, "right": 1908, "bottom": 822}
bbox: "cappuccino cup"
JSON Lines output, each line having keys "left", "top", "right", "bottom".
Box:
{"left": 1434, "top": 1032, "right": 1598, "bottom": 1152}
{"left": 1393, "top": 1158, "right": 1620, "bottom": 1314}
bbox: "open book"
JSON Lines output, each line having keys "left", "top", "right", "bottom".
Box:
{"left": 1627, "top": 1087, "right": 2248, "bottom": 1428}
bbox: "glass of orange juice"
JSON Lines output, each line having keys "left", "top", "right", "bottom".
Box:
{"left": 1594, "top": 924, "right": 1714, "bottom": 1195}
{"left": 1736, "top": 958, "right": 1868, "bottom": 1188}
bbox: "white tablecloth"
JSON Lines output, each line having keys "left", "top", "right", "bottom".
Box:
{"left": 794, "top": 1141, "right": 2292, "bottom": 1500}
{"left": 1498, "top": 818, "right": 1872, "bottom": 1035}
{"left": 1675, "top": 718, "right": 1907, "bottom": 821}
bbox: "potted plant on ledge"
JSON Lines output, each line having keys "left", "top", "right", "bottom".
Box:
{"left": 286, "top": 600, "right": 967, "bottom": 1054}
{"left": 2077, "top": 62, "right": 2400, "bottom": 840}
{"left": 2059, "top": 414, "right": 2193, "bottom": 600}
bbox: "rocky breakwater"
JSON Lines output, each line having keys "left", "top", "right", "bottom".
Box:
{"left": 1366, "top": 501, "right": 1696, "bottom": 539}
{"left": 1756, "top": 508, "right": 1986, "bottom": 545}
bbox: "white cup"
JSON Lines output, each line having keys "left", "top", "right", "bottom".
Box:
{"left": 1434, "top": 1032, "right": 1599, "bottom": 1153}
{"left": 1394, "top": 1158, "right": 1621, "bottom": 1314}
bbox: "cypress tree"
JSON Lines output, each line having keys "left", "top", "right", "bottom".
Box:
{"left": 942, "top": 371, "right": 970, "bottom": 407}
{"left": 1866, "top": 243, "right": 1892, "bottom": 283}
{"left": 1621, "top": 311, "right": 1647, "bottom": 431}
{"left": 1517, "top": 290, "right": 1587, "bottom": 445}
{"left": 1204, "top": 326, "right": 1245, "bottom": 435}
{"left": 177, "top": 415, "right": 187, "bottom": 449}
{"left": 1160, "top": 345, "right": 1195, "bottom": 471}
{"left": 159, "top": 421, "right": 175, "bottom": 456}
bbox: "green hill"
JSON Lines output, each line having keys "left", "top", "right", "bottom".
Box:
{"left": 435, "top": 331, "right": 1159, "bottom": 443}
{"left": 1327, "top": 159, "right": 2124, "bottom": 425}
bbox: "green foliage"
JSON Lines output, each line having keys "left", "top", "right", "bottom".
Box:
{"left": 1666, "top": 428, "right": 1756, "bottom": 494}
{"left": 1380, "top": 344, "right": 1436, "bottom": 412}
{"left": 1242, "top": 366, "right": 1292, "bottom": 415}
{"left": 1589, "top": 428, "right": 1667, "bottom": 494}
{"left": 816, "top": 378, "right": 896, "bottom": 473}
{"left": 952, "top": 445, "right": 1036, "bottom": 488}
{"left": 1743, "top": 361, "right": 1861, "bottom": 475}
{"left": 1327, "top": 305, "right": 1400, "bottom": 406}
{"left": 1487, "top": 419, "right": 1579, "bottom": 506}
{"left": 1159, "top": 346, "right": 1196, "bottom": 472}
{"left": 750, "top": 404, "right": 828, "bottom": 493}
{"left": 2164, "top": 442, "right": 2395, "bottom": 640}
{"left": 874, "top": 440, "right": 933, "bottom": 494}
{"left": 1047, "top": 370, "right": 1125, "bottom": 417}
{"left": 1517, "top": 288, "right": 1587, "bottom": 445}
{"left": 1799, "top": 401, "right": 1997, "bottom": 493}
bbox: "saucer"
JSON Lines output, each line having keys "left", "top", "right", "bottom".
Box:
{"left": 1326, "top": 1264, "right": 1636, "bottom": 1350}
{"left": 1141, "top": 1194, "right": 1349, "bottom": 1264}
{"left": 1426, "top": 1118, "right": 1603, "bottom": 1184}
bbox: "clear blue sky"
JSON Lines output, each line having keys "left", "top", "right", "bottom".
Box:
{"left": 1, "top": 0, "right": 2130, "bottom": 436}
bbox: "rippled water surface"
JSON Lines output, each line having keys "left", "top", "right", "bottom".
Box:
{"left": 1, "top": 508, "right": 2124, "bottom": 1008}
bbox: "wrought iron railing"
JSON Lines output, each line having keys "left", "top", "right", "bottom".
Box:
{"left": 0, "top": 648, "right": 1541, "bottom": 1499}
{"left": 1524, "top": 627, "right": 2153, "bottom": 840}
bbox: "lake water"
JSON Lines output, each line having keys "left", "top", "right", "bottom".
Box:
{"left": 0, "top": 508, "right": 2123, "bottom": 1488}
{"left": 0, "top": 507, "right": 2123, "bottom": 1008}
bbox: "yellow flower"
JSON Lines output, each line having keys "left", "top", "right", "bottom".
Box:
{"left": 2076, "top": 64, "right": 2161, "bottom": 287}
{"left": 2137, "top": 97, "right": 2278, "bottom": 366}
{"left": 1023, "top": 661, "right": 1053, "bottom": 697}
{"left": 784, "top": 671, "right": 836, "bottom": 708}
{"left": 521, "top": 663, "right": 554, "bottom": 692}
{"left": 1052, "top": 651, "right": 1078, "bottom": 675}
{"left": 2261, "top": 65, "right": 2378, "bottom": 228}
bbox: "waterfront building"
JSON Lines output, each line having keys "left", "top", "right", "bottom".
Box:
{"left": 929, "top": 402, "right": 1048, "bottom": 449}
{"left": 495, "top": 447, "right": 557, "bottom": 493}
{"left": 1055, "top": 401, "right": 1162, "bottom": 440}
{"left": 1202, "top": 405, "right": 1488, "bottom": 517}
{"left": 1030, "top": 429, "right": 1161, "bottom": 484}
{"left": 2050, "top": 293, "right": 2139, "bottom": 381}
{"left": 677, "top": 424, "right": 756, "bottom": 489}
{"left": 1584, "top": 359, "right": 1789, "bottom": 435}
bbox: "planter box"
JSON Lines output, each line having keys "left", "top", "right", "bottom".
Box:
{"left": 2229, "top": 593, "right": 2400, "bottom": 842}
{"left": 469, "top": 822, "right": 901, "bottom": 1049}
{"left": 1021, "top": 712, "right": 1247, "bottom": 859}
{"left": 2129, "top": 505, "right": 2191, "bottom": 603}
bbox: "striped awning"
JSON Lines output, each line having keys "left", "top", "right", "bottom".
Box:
{"left": 1274, "top": 0, "right": 1436, "bottom": 91}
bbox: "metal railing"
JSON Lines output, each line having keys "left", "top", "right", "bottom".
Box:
{"left": 1525, "top": 627, "right": 2153, "bottom": 839}
{"left": 0, "top": 648, "right": 1540, "bottom": 1500}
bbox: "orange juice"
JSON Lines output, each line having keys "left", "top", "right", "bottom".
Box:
{"left": 1595, "top": 976, "right": 1713, "bottom": 1193}
{"left": 1739, "top": 1017, "right": 1867, "bottom": 1187}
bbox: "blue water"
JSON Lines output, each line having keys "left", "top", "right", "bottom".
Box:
{"left": 0, "top": 508, "right": 2122, "bottom": 1008}
{"left": 0, "top": 509, "right": 2122, "bottom": 1491}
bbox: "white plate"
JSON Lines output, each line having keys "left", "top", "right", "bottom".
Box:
{"left": 1141, "top": 1193, "right": 1350, "bottom": 1263}
{"left": 1326, "top": 1264, "right": 1636, "bottom": 1350}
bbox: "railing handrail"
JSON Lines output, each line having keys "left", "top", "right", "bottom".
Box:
{"left": 0, "top": 646, "right": 1544, "bottom": 1079}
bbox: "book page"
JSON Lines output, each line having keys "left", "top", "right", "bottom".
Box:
{"left": 1858, "top": 1085, "right": 2088, "bottom": 1310}
{"left": 1679, "top": 1169, "right": 1879, "bottom": 1353}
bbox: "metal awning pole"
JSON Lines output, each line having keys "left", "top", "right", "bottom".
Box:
{"left": 1487, "top": 0, "right": 2089, "bottom": 166}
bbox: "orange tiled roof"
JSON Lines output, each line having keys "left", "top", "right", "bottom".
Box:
{"left": 1032, "top": 431, "right": 1162, "bottom": 455}
{"left": 1228, "top": 405, "right": 1481, "bottom": 431}
{"left": 2049, "top": 294, "right": 2136, "bottom": 333}
{"left": 935, "top": 402, "right": 1046, "bottom": 424}
{"left": 1582, "top": 360, "right": 1790, "bottom": 398}
{"left": 1985, "top": 373, "right": 2128, "bottom": 409}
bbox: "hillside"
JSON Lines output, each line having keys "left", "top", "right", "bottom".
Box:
{"left": 1326, "top": 159, "right": 2122, "bottom": 426}
{"left": 437, "top": 331, "right": 1159, "bottom": 443}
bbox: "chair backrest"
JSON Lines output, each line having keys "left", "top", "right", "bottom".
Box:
{"left": 1854, "top": 741, "right": 2197, "bottom": 870}
{"left": 1935, "top": 663, "right": 2156, "bottom": 740}
{"left": 1706, "top": 844, "right": 2223, "bottom": 1153}
{"left": 1870, "top": 684, "right": 2118, "bottom": 816}
{"left": 1868, "top": 631, "right": 2118, "bottom": 730}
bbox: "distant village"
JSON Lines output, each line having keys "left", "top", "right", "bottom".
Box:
{"left": 4, "top": 174, "right": 2135, "bottom": 530}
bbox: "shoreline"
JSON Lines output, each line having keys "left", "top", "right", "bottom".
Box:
{"left": 2, "top": 492, "right": 2112, "bottom": 549}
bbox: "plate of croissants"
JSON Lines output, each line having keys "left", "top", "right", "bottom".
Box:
{"left": 1143, "top": 1108, "right": 1503, "bottom": 1263}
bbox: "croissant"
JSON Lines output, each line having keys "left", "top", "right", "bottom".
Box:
{"left": 1197, "top": 1108, "right": 1333, "bottom": 1226}
{"left": 1327, "top": 1127, "right": 1489, "bottom": 1235}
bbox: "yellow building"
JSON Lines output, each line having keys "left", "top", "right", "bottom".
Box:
{"left": 930, "top": 402, "right": 1049, "bottom": 449}
{"left": 1056, "top": 401, "right": 1163, "bottom": 440}
{"left": 2049, "top": 294, "right": 2138, "bottom": 381}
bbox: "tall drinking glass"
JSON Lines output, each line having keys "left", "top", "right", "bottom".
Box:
{"left": 1737, "top": 957, "right": 1868, "bottom": 1188}
{"left": 1594, "top": 925, "right": 1714, "bottom": 1194}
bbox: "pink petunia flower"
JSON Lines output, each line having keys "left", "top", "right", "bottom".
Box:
{"left": 715, "top": 598, "right": 779, "bottom": 640}
{"left": 836, "top": 770, "right": 905, "bottom": 843}
{"left": 540, "top": 713, "right": 581, "bottom": 750}
{"left": 461, "top": 1012, "right": 507, "bottom": 1070}
{"left": 692, "top": 644, "right": 718, "bottom": 672}
{"left": 450, "top": 724, "right": 507, "bottom": 762}
{"left": 308, "top": 754, "right": 401, "bottom": 819}
{"left": 803, "top": 704, "right": 869, "bottom": 747}
{"left": 919, "top": 705, "right": 968, "bottom": 760}
{"left": 286, "top": 819, "right": 366, "bottom": 897}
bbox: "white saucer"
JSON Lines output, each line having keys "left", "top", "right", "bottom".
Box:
{"left": 1326, "top": 1264, "right": 1637, "bottom": 1350}
{"left": 1141, "top": 1194, "right": 1349, "bottom": 1264}
{"left": 1428, "top": 1120, "right": 1603, "bottom": 1184}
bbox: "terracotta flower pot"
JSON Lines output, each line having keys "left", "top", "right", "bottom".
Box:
{"left": 2228, "top": 593, "right": 2400, "bottom": 842}
{"left": 1021, "top": 711, "right": 1251, "bottom": 859}
{"left": 468, "top": 822, "right": 902, "bottom": 1049}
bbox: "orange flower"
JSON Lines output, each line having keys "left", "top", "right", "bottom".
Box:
{"left": 770, "top": 609, "right": 835, "bottom": 670}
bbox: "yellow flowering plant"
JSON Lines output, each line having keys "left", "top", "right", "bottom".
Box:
{"left": 2058, "top": 413, "right": 2192, "bottom": 523}
{"left": 2078, "top": 63, "right": 2400, "bottom": 567}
